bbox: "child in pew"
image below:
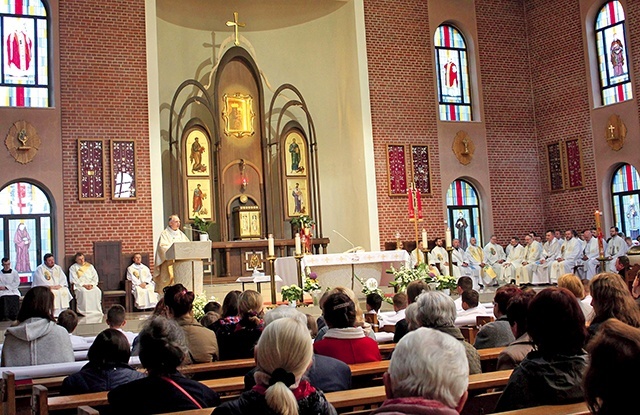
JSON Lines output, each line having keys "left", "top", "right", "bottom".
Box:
{"left": 106, "top": 304, "right": 137, "bottom": 346}
{"left": 60, "top": 328, "right": 145, "bottom": 395}
{"left": 57, "top": 309, "right": 93, "bottom": 350}
{"left": 377, "top": 292, "right": 407, "bottom": 331}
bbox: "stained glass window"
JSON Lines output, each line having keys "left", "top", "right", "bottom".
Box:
{"left": 0, "top": 181, "right": 53, "bottom": 284}
{"left": 446, "top": 179, "right": 481, "bottom": 249}
{"left": 595, "top": 1, "right": 632, "bottom": 106}
{"left": 0, "top": 0, "right": 49, "bottom": 107}
{"left": 434, "top": 25, "right": 472, "bottom": 121}
{"left": 612, "top": 164, "right": 640, "bottom": 239}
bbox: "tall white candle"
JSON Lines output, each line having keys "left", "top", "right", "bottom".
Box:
{"left": 445, "top": 228, "right": 452, "bottom": 248}
{"left": 294, "top": 233, "right": 302, "bottom": 255}
{"left": 268, "top": 234, "right": 275, "bottom": 257}
{"left": 422, "top": 229, "right": 428, "bottom": 248}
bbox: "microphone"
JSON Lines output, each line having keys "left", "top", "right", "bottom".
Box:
{"left": 333, "top": 230, "right": 364, "bottom": 253}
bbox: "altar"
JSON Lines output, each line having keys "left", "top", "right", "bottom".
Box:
{"left": 274, "top": 250, "right": 410, "bottom": 294}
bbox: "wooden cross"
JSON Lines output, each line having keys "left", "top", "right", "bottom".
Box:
{"left": 608, "top": 124, "right": 616, "bottom": 138}
{"left": 226, "top": 12, "right": 245, "bottom": 46}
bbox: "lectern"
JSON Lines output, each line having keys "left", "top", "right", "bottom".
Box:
{"left": 165, "top": 241, "right": 211, "bottom": 294}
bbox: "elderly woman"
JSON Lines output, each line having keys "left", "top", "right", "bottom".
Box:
{"left": 405, "top": 290, "right": 481, "bottom": 374}
{"left": 214, "top": 317, "right": 337, "bottom": 415}
{"left": 108, "top": 317, "right": 220, "bottom": 413}
{"left": 494, "top": 287, "right": 588, "bottom": 412}
{"left": 589, "top": 272, "right": 640, "bottom": 339}
{"left": 371, "top": 328, "right": 469, "bottom": 415}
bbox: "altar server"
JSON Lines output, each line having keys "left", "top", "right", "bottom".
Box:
{"left": 0, "top": 257, "right": 21, "bottom": 320}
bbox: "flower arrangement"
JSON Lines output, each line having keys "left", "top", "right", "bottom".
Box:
{"left": 436, "top": 274, "right": 457, "bottom": 291}
{"left": 192, "top": 292, "right": 216, "bottom": 321}
{"left": 281, "top": 285, "right": 303, "bottom": 303}
{"left": 303, "top": 266, "right": 321, "bottom": 292}
{"left": 387, "top": 263, "right": 437, "bottom": 292}
{"left": 355, "top": 275, "right": 393, "bottom": 305}
{"left": 290, "top": 215, "right": 316, "bottom": 230}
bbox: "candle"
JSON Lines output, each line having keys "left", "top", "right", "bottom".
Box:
{"left": 594, "top": 210, "right": 601, "bottom": 231}
{"left": 294, "top": 233, "right": 301, "bottom": 255}
{"left": 395, "top": 231, "right": 401, "bottom": 239}
{"left": 445, "top": 228, "right": 452, "bottom": 248}
{"left": 422, "top": 229, "right": 428, "bottom": 248}
{"left": 268, "top": 234, "right": 275, "bottom": 257}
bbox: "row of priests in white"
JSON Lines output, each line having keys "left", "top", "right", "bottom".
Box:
{"left": 33, "top": 254, "right": 72, "bottom": 317}
{"left": 153, "top": 214, "right": 190, "bottom": 294}
{"left": 126, "top": 253, "right": 159, "bottom": 309}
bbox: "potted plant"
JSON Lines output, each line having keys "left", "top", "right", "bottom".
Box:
{"left": 289, "top": 215, "right": 316, "bottom": 233}
{"left": 281, "top": 285, "right": 303, "bottom": 306}
{"left": 193, "top": 216, "right": 212, "bottom": 241}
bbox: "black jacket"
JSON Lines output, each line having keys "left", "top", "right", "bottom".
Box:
{"left": 60, "top": 362, "right": 146, "bottom": 395}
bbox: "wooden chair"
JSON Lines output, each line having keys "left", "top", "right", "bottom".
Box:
{"left": 0, "top": 371, "right": 16, "bottom": 415}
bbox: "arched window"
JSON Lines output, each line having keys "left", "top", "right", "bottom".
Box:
{"left": 595, "top": 1, "right": 632, "bottom": 106}
{"left": 446, "top": 179, "right": 481, "bottom": 250}
{"left": 0, "top": 181, "right": 53, "bottom": 284}
{"left": 611, "top": 164, "right": 640, "bottom": 239}
{"left": 434, "top": 24, "right": 472, "bottom": 121}
{"left": 0, "top": 0, "right": 49, "bottom": 107}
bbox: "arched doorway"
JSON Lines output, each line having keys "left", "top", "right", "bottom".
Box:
{"left": 446, "top": 179, "right": 482, "bottom": 250}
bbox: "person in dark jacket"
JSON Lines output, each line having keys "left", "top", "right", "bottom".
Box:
{"left": 393, "top": 280, "right": 429, "bottom": 343}
{"left": 108, "top": 317, "right": 220, "bottom": 414}
{"left": 474, "top": 284, "right": 520, "bottom": 349}
{"left": 61, "top": 328, "right": 144, "bottom": 395}
{"left": 214, "top": 290, "right": 264, "bottom": 360}
{"left": 214, "top": 317, "right": 336, "bottom": 415}
{"left": 494, "top": 287, "right": 588, "bottom": 412}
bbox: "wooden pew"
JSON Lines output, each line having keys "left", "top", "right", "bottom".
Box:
{"left": 477, "top": 346, "right": 504, "bottom": 372}
{"left": 492, "top": 402, "right": 589, "bottom": 415}
{"left": 0, "top": 371, "right": 16, "bottom": 415}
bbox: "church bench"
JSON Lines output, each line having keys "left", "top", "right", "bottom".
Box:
{"left": 477, "top": 346, "right": 505, "bottom": 373}
{"left": 491, "top": 402, "right": 589, "bottom": 415}
{"left": 377, "top": 343, "right": 394, "bottom": 358}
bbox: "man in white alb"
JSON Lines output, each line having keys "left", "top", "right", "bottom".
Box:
{"left": 502, "top": 237, "right": 524, "bottom": 284}
{"left": 33, "top": 253, "right": 72, "bottom": 317}
{"left": 69, "top": 253, "right": 103, "bottom": 317}
{"left": 483, "top": 235, "right": 505, "bottom": 284}
{"left": 580, "top": 229, "right": 603, "bottom": 280}
{"left": 515, "top": 234, "right": 542, "bottom": 285}
{"left": 532, "top": 230, "right": 561, "bottom": 284}
{"left": 605, "top": 226, "right": 628, "bottom": 273}
{"left": 466, "top": 237, "right": 496, "bottom": 287}
{"left": 452, "top": 239, "right": 473, "bottom": 287}
{"left": 429, "top": 238, "right": 449, "bottom": 276}
{"left": 0, "top": 257, "right": 21, "bottom": 320}
{"left": 127, "top": 253, "right": 158, "bottom": 309}
{"left": 549, "top": 230, "right": 582, "bottom": 283}
{"left": 154, "top": 214, "right": 190, "bottom": 294}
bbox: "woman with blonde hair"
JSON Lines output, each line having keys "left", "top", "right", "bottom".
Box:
{"left": 216, "top": 290, "right": 265, "bottom": 360}
{"left": 588, "top": 272, "right": 640, "bottom": 339}
{"left": 558, "top": 273, "right": 593, "bottom": 323}
{"left": 214, "top": 317, "right": 337, "bottom": 415}
{"left": 315, "top": 286, "right": 375, "bottom": 341}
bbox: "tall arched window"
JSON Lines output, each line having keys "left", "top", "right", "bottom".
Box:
{"left": 0, "top": 0, "right": 50, "bottom": 107}
{"left": 434, "top": 24, "right": 472, "bottom": 121}
{"left": 595, "top": 1, "right": 632, "bottom": 106}
{"left": 611, "top": 164, "right": 640, "bottom": 239}
{"left": 446, "top": 179, "right": 481, "bottom": 250}
{"left": 0, "top": 181, "right": 53, "bottom": 284}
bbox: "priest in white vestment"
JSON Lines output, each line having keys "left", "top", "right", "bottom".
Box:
{"left": 467, "top": 237, "right": 496, "bottom": 286}
{"left": 69, "top": 253, "right": 103, "bottom": 317}
{"left": 532, "top": 231, "right": 561, "bottom": 284}
{"left": 33, "top": 254, "right": 72, "bottom": 317}
{"left": 549, "top": 230, "right": 583, "bottom": 283}
{"left": 483, "top": 235, "right": 505, "bottom": 283}
{"left": 501, "top": 237, "right": 524, "bottom": 284}
{"left": 127, "top": 253, "right": 158, "bottom": 309}
{"left": 410, "top": 242, "right": 425, "bottom": 268}
{"left": 580, "top": 230, "right": 603, "bottom": 280}
{"left": 515, "top": 235, "right": 542, "bottom": 285}
{"left": 429, "top": 238, "right": 449, "bottom": 275}
{"left": 154, "top": 214, "right": 190, "bottom": 294}
{"left": 452, "top": 239, "right": 473, "bottom": 286}
{"left": 605, "top": 227, "right": 628, "bottom": 273}
{"left": 0, "top": 258, "right": 21, "bottom": 297}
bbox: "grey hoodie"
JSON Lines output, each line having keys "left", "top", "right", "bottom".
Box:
{"left": 1, "top": 317, "right": 74, "bottom": 367}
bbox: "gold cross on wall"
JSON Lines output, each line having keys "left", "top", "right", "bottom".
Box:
{"left": 226, "top": 12, "right": 245, "bottom": 46}
{"left": 608, "top": 124, "right": 616, "bottom": 138}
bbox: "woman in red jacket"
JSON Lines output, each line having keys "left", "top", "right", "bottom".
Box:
{"left": 313, "top": 292, "right": 381, "bottom": 364}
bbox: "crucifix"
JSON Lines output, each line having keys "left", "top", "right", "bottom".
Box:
{"left": 226, "top": 12, "right": 245, "bottom": 46}
{"left": 608, "top": 124, "right": 616, "bottom": 139}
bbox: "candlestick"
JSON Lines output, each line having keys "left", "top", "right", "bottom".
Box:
{"left": 294, "top": 233, "right": 302, "bottom": 255}
{"left": 267, "top": 256, "right": 276, "bottom": 304}
{"left": 422, "top": 229, "right": 428, "bottom": 248}
{"left": 445, "top": 228, "right": 452, "bottom": 248}
{"left": 268, "top": 234, "right": 275, "bottom": 257}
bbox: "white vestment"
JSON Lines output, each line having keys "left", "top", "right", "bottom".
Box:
{"left": 455, "top": 305, "right": 493, "bottom": 327}
{"left": 33, "top": 264, "right": 72, "bottom": 316}
{"left": 409, "top": 249, "right": 425, "bottom": 268}
{"left": 581, "top": 237, "right": 603, "bottom": 280}
{"left": 447, "top": 248, "right": 464, "bottom": 279}
{"left": 0, "top": 269, "right": 21, "bottom": 297}
{"left": 515, "top": 242, "right": 542, "bottom": 284}
{"left": 549, "top": 238, "right": 583, "bottom": 283}
{"left": 69, "top": 263, "right": 103, "bottom": 317}
{"left": 501, "top": 244, "right": 524, "bottom": 283}
{"left": 154, "top": 226, "right": 190, "bottom": 293}
{"left": 532, "top": 238, "right": 561, "bottom": 284}
{"left": 127, "top": 263, "right": 158, "bottom": 309}
{"left": 483, "top": 242, "right": 505, "bottom": 283}
{"left": 466, "top": 245, "right": 496, "bottom": 287}
{"left": 606, "top": 235, "right": 628, "bottom": 272}
{"left": 429, "top": 246, "right": 449, "bottom": 275}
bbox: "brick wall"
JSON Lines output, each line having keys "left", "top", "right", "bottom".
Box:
{"left": 363, "top": 1, "right": 444, "bottom": 247}
{"left": 58, "top": 0, "right": 154, "bottom": 259}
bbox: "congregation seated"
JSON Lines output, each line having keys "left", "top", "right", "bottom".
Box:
{"left": 209, "top": 290, "right": 241, "bottom": 332}
{"left": 453, "top": 276, "right": 473, "bottom": 313}
{"left": 108, "top": 316, "right": 220, "bottom": 414}
{"left": 244, "top": 306, "right": 352, "bottom": 393}
{"left": 106, "top": 304, "right": 137, "bottom": 346}
{"left": 454, "top": 289, "right": 492, "bottom": 327}
{"left": 165, "top": 283, "right": 219, "bottom": 363}
{"left": 214, "top": 289, "right": 264, "bottom": 360}
{"left": 584, "top": 318, "right": 640, "bottom": 415}
{"left": 365, "top": 292, "right": 383, "bottom": 318}
{"left": 61, "top": 328, "right": 144, "bottom": 395}
{"left": 214, "top": 317, "right": 337, "bottom": 415}
{"left": 587, "top": 272, "right": 640, "bottom": 341}
{"left": 316, "top": 287, "right": 376, "bottom": 341}
{"left": 474, "top": 284, "right": 520, "bottom": 349}
{"left": 394, "top": 280, "right": 429, "bottom": 343}
{"left": 1, "top": 286, "right": 74, "bottom": 366}
{"left": 0, "top": 257, "right": 21, "bottom": 321}
{"left": 314, "top": 292, "right": 381, "bottom": 365}
{"left": 68, "top": 252, "right": 103, "bottom": 317}
{"left": 126, "top": 253, "right": 159, "bottom": 310}
{"left": 370, "top": 328, "right": 468, "bottom": 415}
{"left": 558, "top": 273, "right": 594, "bottom": 323}
{"left": 405, "top": 290, "right": 481, "bottom": 374}
{"left": 377, "top": 292, "right": 407, "bottom": 330}
{"left": 200, "top": 311, "right": 221, "bottom": 327}
{"left": 57, "top": 309, "right": 92, "bottom": 350}
{"left": 494, "top": 287, "right": 587, "bottom": 412}
{"left": 33, "top": 253, "right": 72, "bottom": 317}
{"left": 496, "top": 289, "right": 536, "bottom": 370}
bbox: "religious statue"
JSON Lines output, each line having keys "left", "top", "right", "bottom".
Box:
{"left": 14, "top": 222, "right": 31, "bottom": 273}
{"left": 292, "top": 183, "right": 303, "bottom": 214}
{"left": 627, "top": 199, "right": 638, "bottom": 239}
{"left": 190, "top": 137, "right": 206, "bottom": 173}
{"left": 192, "top": 184, "right": 206, "bottom": 215}
{"left": 455, "top": 213, "right": 468, "bottom": 250}
{"left": 610, "top": 38, "right": 625, "bottom": 77}
{"left": 289, "top": 138, "right": 301, "bottom": 173}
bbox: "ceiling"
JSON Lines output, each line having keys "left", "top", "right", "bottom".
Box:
{"left": 156, "top": 0, "right": 350, "bottom": 31}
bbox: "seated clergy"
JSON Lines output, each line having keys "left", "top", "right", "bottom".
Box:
{"left": 502, "top": 237, "right": 524, "bottom": 284}
{"left": 483, "top": 235, "right": 506, "bottom": 283}
{"left": 127, "top": 253, "right": 158, "bottom": 310}
{"left": 532, "top": 230, "right": 561, "bottom": 284}
{"left": 69, "top": 253, "right": 103, "bottom": 317}
{"left": 467, "top": 237, "right": 496, "bottom": 287}
{"left": 549, "top": 230, "right": 582, "bottom": 284}
{"left": 33, "top": 253, "right": 72, "bottom": 317}
{"left": 0, "top": 257, "right": 21, "bottom": 321}
{"left": 514, "top": 234, "right": 542, "bottom": 285}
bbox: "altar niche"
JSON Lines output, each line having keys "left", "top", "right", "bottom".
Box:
{"left": 167, "top": 46, "right": 326, "bottom": 278}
